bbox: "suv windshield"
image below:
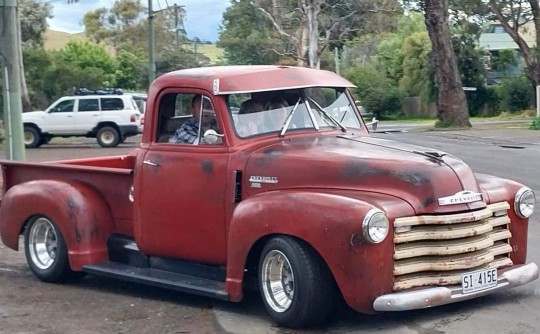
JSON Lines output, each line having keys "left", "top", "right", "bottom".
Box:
{"left": 229, "top": 87, "right": 362, "bottom": 138}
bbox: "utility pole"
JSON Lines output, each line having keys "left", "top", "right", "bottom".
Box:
{"left": 174, "top": 3, "right": 179, "bottom": 52}
{"left": 0, "top": 0, "right": 26, "bottom": 160}
{"left": 148, "top": 0, "right": 156, "bottom": 83}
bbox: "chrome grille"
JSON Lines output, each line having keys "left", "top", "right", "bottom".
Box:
{"left": 392, "top": 202, "right": 513, "bottom": 291}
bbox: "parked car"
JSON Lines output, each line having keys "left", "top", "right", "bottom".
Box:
{"left": 23, "top": 94, "right": 142, "bottom": 148}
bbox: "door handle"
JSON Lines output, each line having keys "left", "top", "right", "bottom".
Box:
{"left": 143, "top": 160, "right": 159, "bottom": 167}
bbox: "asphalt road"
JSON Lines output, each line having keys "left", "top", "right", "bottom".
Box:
{"left": 1, "top": 127, "right": 540, "bottom": 333}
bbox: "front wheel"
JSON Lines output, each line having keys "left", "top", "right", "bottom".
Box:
{"left": 24, "top": 216, "right": 78, "bottom": 282}
{"left": 259, "top": 236, "right": 336, "bottom": 328}
{"left": 96, "top": 126, "right": 120, "bottom": 147}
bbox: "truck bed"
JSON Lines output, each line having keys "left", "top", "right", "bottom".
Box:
{"left": 0, "top": 155, "right": 136, "bottom": 235}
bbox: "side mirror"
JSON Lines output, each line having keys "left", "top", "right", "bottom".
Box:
{"left": 203, "top": 129, "right": 224, "bottom": 144}
{"left": 366, "top": 117, "right": 379, "bottom": 131}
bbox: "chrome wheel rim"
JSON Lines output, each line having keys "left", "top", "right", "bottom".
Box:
{"left": 28, "top": 217, "right": 58, "bottom": 270}
{"left": 100, "top": 130, "right": 116, "bottom": 145}
{"left": 261, "top": 250, "right": 294, "bottom": 313}
{"left": 24, "top": 132, "right": 35, "bottom": 145}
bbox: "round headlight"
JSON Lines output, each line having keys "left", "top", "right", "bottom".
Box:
{"left": 515, "top": 187, "right": 536, "bottom": 218}
{"left": 362, "top": 209, "right": 389, "bottom": 244}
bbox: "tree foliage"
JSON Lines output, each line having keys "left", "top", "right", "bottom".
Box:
{"left": 19, "top": 0, "right": 53, "bottom": 48}
{"left": 220, "top": 0, "right": 400, "bottom": 68}
{"left": 83, "top": 0, "right": 180, "bottom": 56}
{"left": 344, "top": 64, "right": 404, "bottom": 119}
{"left": 218, "top": 0, "right": 283, "bottom": 65}
{"left": 399, "top": 32, "right": 435, "bottom": 101}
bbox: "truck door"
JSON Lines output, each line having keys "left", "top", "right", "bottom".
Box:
{"left": 45, "top": 98, "right": 76, "bottom": 134}
{"left": 73, "top": 97, "right": 100, "bottom": 134}
{"left": 134, "top": 91, "right": 229, "bottom": 265}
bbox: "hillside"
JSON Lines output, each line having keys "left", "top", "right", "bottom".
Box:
{"left": 44, "top": 29, "right": 224, "bottom": 64}
{"left": 44, "top": 30, "right": 87, "bottom": 50}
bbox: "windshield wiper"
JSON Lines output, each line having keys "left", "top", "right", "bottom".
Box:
{"left": 279, "top": 97, "right": 301, "bottom": 137}
{"left": 307, "top": 98, "right": 347, "bottom": 132}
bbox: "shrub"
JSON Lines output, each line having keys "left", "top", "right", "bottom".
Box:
{"left": 344, "top": 64, "right": 403, "bottom": 119}
{"left": 497, "top": 75, "right": 533, "bottom": 112}
{"left": 530, "top": 117, "right": 540, "bottom": 130}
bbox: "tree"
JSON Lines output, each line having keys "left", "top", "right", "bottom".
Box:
{"left": 252, "top": 0, "right": 401, "bottom": 68}
{"left": 115, "top": 50, "right": 146, "bottom": 90}
{"left": 399, "top": 32, "right": 435, "bottom": 101}
{"left": 344, "top": 64, "right": 404, "bottom": 119}
{"left": 422, "top": 0, "right": 470, "bottom": 127}
{"left": 218, "top": 0, "right": 283, "bottom": 65}
{"left": 20, "top": 0, "right": 53, "bottom": 48}
{"left": 487, "top": 1, "right": 540, "bottom": 92}
{"left": 84, "top": 0, "right": 178, "bottom": 56}
{"left": 16, "top": 0, "right": 53, "bottom": 111}
{"left": 59, "top": 40, "right": 117, "bottom": 85}
{"left": 373, "top": 12, "right": 427, "bottom": 85}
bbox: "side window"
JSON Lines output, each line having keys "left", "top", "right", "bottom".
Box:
{"left": 50, "top": 99, "right": 75, "bottom": 113}
{"left": 157, "top": 92, "right": 220, "bottom": 145}
{"left": 78, "top": 99, "right": 99, "bottom": 112}
{"left": 101, "top": 98, "right": 124, "bottom": 111}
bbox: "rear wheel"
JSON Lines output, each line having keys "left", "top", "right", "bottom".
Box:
{"left": 24, "top": 216, "right": 79, "bottom": 282}
{"left": 96, "top": 126, "right": 120, "bottom": 147}
{"left": 24, "top": 126, "right": 42, "bottom": 148}
{"left": 259, "top": 236, "right": 335, "bottom": 328}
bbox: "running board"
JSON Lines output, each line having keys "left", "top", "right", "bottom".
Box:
{"left": 83, "top": 261, "right": 229, "bottom": 300}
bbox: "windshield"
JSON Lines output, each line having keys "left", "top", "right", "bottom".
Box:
{"left": 228, "top": 87, "right": 362, "bottom": 138}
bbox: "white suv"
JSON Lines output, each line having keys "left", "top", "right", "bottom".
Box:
{"left": 23, "top": 94, "right": 142, "bottom": 148}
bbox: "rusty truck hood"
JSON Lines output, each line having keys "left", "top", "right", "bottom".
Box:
{"left": 244, "top": 134, "right": 486, "bottom": 214}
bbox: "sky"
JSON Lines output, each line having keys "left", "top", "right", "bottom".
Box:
{"left": 46, "top": 0, "right": 230, "bottom": 42}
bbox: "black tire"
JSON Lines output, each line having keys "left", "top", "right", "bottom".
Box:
{"left": 24, "top": 126, "right": 42, "bottom": 148}
{"left": 40, "top": 136, "right": 51, "bottom": 145}
{"left": 258, "top": 236, "right": 335, "bottom": 328}
{"left": 96, "top": 126, "right": 120, "bottom": 147}
{"left": 24, "top": 216, "right": 79, "bottom": 283}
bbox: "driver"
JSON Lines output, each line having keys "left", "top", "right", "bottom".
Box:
{"left": 169, "top": 95, "right": 218, "bottom": 144}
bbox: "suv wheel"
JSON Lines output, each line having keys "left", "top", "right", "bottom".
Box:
{"left": 96, "top": 126, "right": 120, "bottom": 147}
{"left": 24, "top": 126, "right": 42, "bottom": 148}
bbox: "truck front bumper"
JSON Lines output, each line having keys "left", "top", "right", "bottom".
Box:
{"left": 373, "top": 262, "right": 539, "bottom": 311}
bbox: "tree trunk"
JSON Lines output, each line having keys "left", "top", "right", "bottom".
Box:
{"left": 297, "top": 16, "right": 308, "bottom": 67}
{"left": 306, "top": 0, "right": 320, "bottom": 69}
{"left": 16, "top": 10, "right": 31, "bottom": 111}
{"left": 424, "top": 0, "right": 470, "bottom": 127}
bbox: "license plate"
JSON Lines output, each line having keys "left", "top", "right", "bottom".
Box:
{"left": 461, "top": 268, "right": 497, "bottom": 293}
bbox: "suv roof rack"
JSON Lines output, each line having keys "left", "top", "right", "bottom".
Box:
{"left": 74, "top": 87, "right": 124, "bottom": 96}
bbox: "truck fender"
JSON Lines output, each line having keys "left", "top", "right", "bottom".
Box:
{"left": 225, "top": 190, "right": 394, "bottom": 304}
{"left": 0, "top": 179, "right": 114, "bottom": 270}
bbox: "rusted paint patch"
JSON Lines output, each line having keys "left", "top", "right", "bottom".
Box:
{"left": 391, "top": 170, "right": 428, "bottom": 186}
{"left": 423, "top": 197, "right": 435, "bottom": 208}
{"left": 201, "top": 160, "right": 214, "bottom": 174}
{"left": 343, "top": 160, "right": 429, "bottom": 186}
{"left": 262, "top": 149, "right": 283, "bottom": 156}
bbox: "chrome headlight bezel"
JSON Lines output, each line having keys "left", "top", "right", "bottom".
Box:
{"left": 362, "top": 209, "right": 390, "bottom": 244}
{"left": 515, "top": 187, "right": 535, "bottom": 219}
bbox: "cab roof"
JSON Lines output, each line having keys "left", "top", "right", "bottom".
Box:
{"left": 153, "top": 65, "right": 355, "bottom": 95}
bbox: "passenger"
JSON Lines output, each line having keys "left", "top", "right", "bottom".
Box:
{"left": 236, "top": 99, "right": 264, "bottom": 137}
{"left": 169, "top": 95, "right": 218, "bottom": 144}
{"left": 263, "top": 98, "right": 290, "bottom": 132}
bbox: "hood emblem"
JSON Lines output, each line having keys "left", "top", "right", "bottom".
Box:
{"left": 438, "top": 190, "right": 483, "bottom": 206}
{"left": 249, "top": 176, "right": 278, "bottom": 188}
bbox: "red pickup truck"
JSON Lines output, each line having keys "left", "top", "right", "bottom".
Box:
{"left": 0, "top": 66, "right": 538, "bottom": 328}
